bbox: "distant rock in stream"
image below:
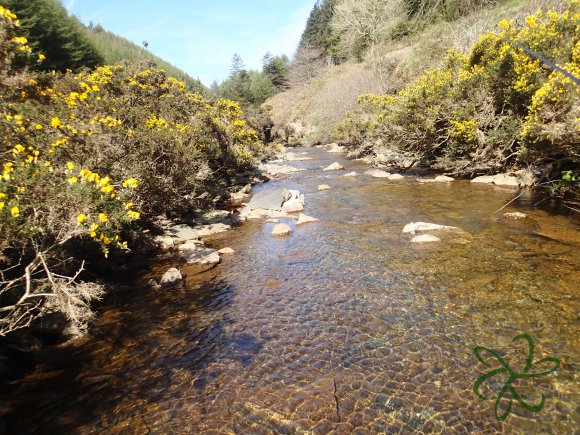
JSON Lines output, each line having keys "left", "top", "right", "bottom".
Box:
{"left": 296, "top": 213, "right": 318, "bottom": 225}
{"left": 344, "top": 171, "right": 357, "bottom": 177}
{"left": 364, "top": 169, "right": 390, "bottom": 178}
{"left": 323, "top": 162, "right": 344, "bottom": 171}
{"left": 317, "top": 184, "right": 331, "bottom": 191}
{"left": 179, "top": 245, "right": 220, "bottom": 265}
{"left": 281, "top": 189, "right": 305, "bottom": 213}
{"left": 411, "top": 234, "right": 441, "bottom": 243}
{"left": 402, "top": 222, "right": 463, "bottom": 235}
{"left": 271, "top": 223, "right": 291, "bottom": 236}
{"left": 471, "top": 169, "right": 536, "bottom": 188}
{"left": 325, "top": 143, "right": 346, "bottom": 153}
{"left": 218, "top": 247, "right": 235, "bottom": 255}
{"left": 240, "top": 188, "right": 305, "bottom": 218}
{"left": 418, "top": 175, "right": 455, "bottom": 183}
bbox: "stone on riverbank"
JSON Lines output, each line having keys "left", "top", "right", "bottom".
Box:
{"left": 194, "top": 223, "right": 231, "bottom": 237}
{"left": 259, "top": 163, "right": 304, "bottom": 177}
{"left": 318, "top": 184, "right": 331, "bottom": 191}
{"left": 326, "top": 143, "right": 346, "bottom": 153}
{"left": 167, "top": 224, "right": 200, "bottom": 241}
{"left": 323, "top": 162, "right": 344, "bottom": 171}
{"left": 271, "top": 223, "right": 291, "bottom": 236}
{"left": 471, "top": 170, "right": 536, "bottom": 188}
{"left": 418, "top": 175, "right": 455, "bottom": 183}
{"left": 364, "top": 169, "right": 390, "bottom": 178}
{"left": 154, "top": 236, "right": 175, "bottom": 249}
{"left": 388, "top": 174, "right": 404, "bottom": 180}
{"left": 297, "top": 213, "right": 318, "bottom": 225}
{"left": 344, "top": 171, "right": 357, "bottom": 177}
{"left": 160, "top": 268, "right": 182, "bottom": 285}
{"left": 218, "top": 247, "right": 235, "bottom": 255}
{"left": 411, "top": 234, "right": 441, "bottom": 243}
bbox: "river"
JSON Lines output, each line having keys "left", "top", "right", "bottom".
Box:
{"left": 1, "top": 147, "right": 578, "bottom": 433}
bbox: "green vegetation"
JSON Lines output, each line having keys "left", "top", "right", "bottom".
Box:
{"left": 0, "top": 6, "right": 271, "bottom": 336}
{"left": 334, "top": 1, "right": 579, "bottom": 178}
{"left": 1, "top": 0, "right": 103, "bottom": 71}
{"left": 211, "top": 53, "right": 289, "bottom": 111}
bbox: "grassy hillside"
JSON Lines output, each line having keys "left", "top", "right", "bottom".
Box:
{"left": 267, "top": 0, "right": 563, "bottom": 145}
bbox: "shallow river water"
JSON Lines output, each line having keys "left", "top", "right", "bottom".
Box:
{"left": 1, "top": 147, "right": 579, "bottom": 434}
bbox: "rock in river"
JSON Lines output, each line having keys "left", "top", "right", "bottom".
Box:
{"left": 179, "top": 245, "right": 220, "bottom": 265}
{"left": 160, "top": 268, "right": 182, "bottom": 285}
{"left": 411, "top": 234, "right": 441, "bottom": 243}
{"left": 297, "top": 213, "right": 319, "bottom": 225}
{"left": 402, "top": 222, "right": 462, "bottom": 235}
{"left": 271, "top": 223, "right": 291, "bottom": 236}
{"left": 365, "top": 169, "right": 390, "bottom": 178}
{"left": 218, "top": 247, "right": 235, "bottom": 255}
{"left": 318, "top": 184, "right": 331, "bottom": 191}
{"left": 281, "top": 189, "right": 305, "bottom": 213}
{"left": 323, "top": 162, "right": 344, "bottom": 171}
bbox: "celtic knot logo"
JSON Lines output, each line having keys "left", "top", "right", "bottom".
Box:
{"left": 473, "top": 333, "right": 560, "bottom": 421}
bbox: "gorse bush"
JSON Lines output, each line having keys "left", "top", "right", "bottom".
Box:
{"left": 334, "top": 0, "right": 579, "bottom": 174}
{"left": 0, "top": 6, "right": 267, "bottom": 336}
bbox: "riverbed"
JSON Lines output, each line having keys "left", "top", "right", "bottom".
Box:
{"left": 1, "top": 147, "right": 578, "bottom": 433}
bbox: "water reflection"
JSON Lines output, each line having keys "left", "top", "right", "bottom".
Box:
{"left": 1, "top": 147, "right": 578, "bottom": 433}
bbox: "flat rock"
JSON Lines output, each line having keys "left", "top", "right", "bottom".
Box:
{"left": 177, "top": 239, "right": 205, "bottom": 251}
{"left": 388, "top": 174, "right": 404, "bottom": 180}
{"left": 402, "top": 221, "right": 462, "bottom": 235}
{"left": 344, "top": 171, "right": 357, "bottom": 177}
{"left": 167, "top": 224, "right": 200, "bottom": 241}
{"left": 194, "top": 223, "right": 231, "bottom": 237}
{"left": 246, "top": 189, "right": 286, "bottom": 210}
{"left": 259, "top": 163, "right": 303, "bottom": 176}
{"left": 297, "top": 213, "right": 319, "bottom": 225}
{"left": 218, "top": 247, "right": 235, "bottom": 255}
{"left": 271, "top": 223, "right": 291, "bottom": 236}
{"left": 420, "top": 175, "right": 455, "bottom": 183}
{"left": 471, "top": 175, "right": 496, "bottom": 184}
{"left": 318, "top": 184, "right": 331, "bottom": 191}
{"left": 411, "top": 234, "right": 441, "bottom": 243}
{"left": 179, "top": 246, "right": 220, "bottom": 265}
{"left": 323, "top": 162, "right": 344, "bottom": 171}
{"left": 160, "top": 268, "right": 182, "bottom": 285}
{"left": 471, "top": 172, "right": 530, "bottom": 187}
{"left": 365, "top": 169, "right": 390, "bottom": 178}
{"left": 279, "top": 152, "right": 313, "bottom": 161}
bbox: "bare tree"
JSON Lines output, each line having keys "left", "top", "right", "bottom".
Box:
{"left": 286, "top": 44, "right": 329, "bottom": 88}
{"left": 331, "top": 0, "right": 402, "bottom": 58}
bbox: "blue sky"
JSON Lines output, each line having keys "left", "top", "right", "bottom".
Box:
{"left": 64, "top": 0, "right": 316, "bottom": 86}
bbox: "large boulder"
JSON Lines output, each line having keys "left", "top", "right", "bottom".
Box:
{"left": 281, "top": 189, "right": 305, "bottom": 213}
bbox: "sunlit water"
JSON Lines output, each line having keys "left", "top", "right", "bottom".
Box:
{"left": 1, "top": 147, "right": 578, "bottom": 434}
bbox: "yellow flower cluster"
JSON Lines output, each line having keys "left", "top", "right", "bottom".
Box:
{"left": 449, "top": 119, "right": 478, "bottom": 143}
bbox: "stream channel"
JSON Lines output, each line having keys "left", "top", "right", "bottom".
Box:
{"left": 1, "top": 146, "right": 578, "bottom": 434}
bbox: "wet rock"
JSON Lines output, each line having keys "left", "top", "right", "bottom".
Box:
{"left": 167, "top": 224, "right": 200, "bottom": 241}
{"left": 318, "top": 184, "right": 331, "bottom": 191}
{"left": 388, "top": 174, "right": 404, "bottom": 180}
{"left": 246, "top": 189, "right": 286, "bottom": 210}
{"left": 365, "top": 169, "right": 390, "bottom": 178}
{"left": 160, "top": 268, "right": 182, "bottom": 285}
{"left": 281, "top": 189, "right": 305, "bottom": 213}
{"left": 218, "top": 247, "right": 235, "bottom": 255}
{"left": 279, "top": 151, "right": 313, "bottom": 161}
{"left": 271, "top": 223, "right": 291, "bottom": 236}
{"left": 402, "top": 222, "right": 462, "bottom": 235}
{"left": 411, "top": 234, "right": 441, "bottom": 243}
{"left": 326, "top": 143, "right": 346, "bottom": 153}
{"left": 470, "top": 175, "right": 496, "bottom": 184}
{"left": 323, "top": 162, "right": 344, "bottom": 171}
{"left": 177, "top": 239, "right": 205, "bottom": 251}
{"left": 297, "top": 213, "right": 318, "bottom": 225}
{"left": 344, "top": 171, "right": 357, "bottom": 177}
{"left": 146, "top": 279, "right": 159, "bottom": 287}
{"left": 179, "top": 246, "right": 220, "bottom": 265}
{"left": 503, "top": 212, "right": 528, "bottom": 220}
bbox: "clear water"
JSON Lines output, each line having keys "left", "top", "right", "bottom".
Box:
{"left": 1, "top": 147, "right": 578, "bottom": 434}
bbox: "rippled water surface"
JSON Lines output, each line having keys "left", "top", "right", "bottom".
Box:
{"left": 1, "top": 147, "right": 578, "bottom": 434}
